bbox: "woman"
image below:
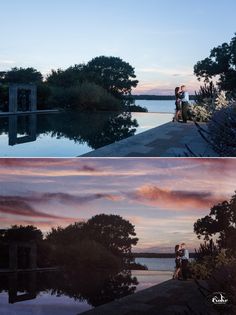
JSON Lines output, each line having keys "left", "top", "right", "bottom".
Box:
{"left": 173, "top": 87, "right": 182, "bottom": 122}
{"left": 173, "top": 244, "right": 182, "bottom": 280}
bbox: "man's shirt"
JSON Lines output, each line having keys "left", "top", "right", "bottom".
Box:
{"left": 181, "top": 249, "right": 189, "bottom": 260}
{"left": 182, "top": 92, "right": 190, "bottom": 102}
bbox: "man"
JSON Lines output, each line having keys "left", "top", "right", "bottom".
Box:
{"left": 180, "top": 243, "right": 189, "bottom": 280}
{"left": 180, "top": 85, "right": 190, "bottom": 123}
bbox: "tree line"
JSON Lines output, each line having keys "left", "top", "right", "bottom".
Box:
{"left": 0, "top": 214, "right": 139, "bottom": 270}
{"left": 0, "top": 56, "right": 141, "bottom": 112}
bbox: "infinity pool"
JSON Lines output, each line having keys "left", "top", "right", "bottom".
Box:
{"left": 0, "top": 111, "right": 173, "bottom": 157}
{"left": 0, "top": 269, "right": 171, "bottom": 315}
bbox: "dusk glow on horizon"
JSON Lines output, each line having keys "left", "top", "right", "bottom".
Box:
{"left": 1, "top": 158, "right": 235, "bottom": 252}
{"left": 0, "top": 0, "right": 236, "bottom": 94}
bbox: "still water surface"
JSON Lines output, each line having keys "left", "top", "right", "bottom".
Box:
{"left": 136, "top": 100, "right": 175, "bottom": 113}
{"left": 0, "top": 110, "right": 173, "bottom": 157}
{"left": 0, "top": 264, "right": 172, "bottom": 315}
{"left": 135, "top": 257, "right": 175, "bottom": 271}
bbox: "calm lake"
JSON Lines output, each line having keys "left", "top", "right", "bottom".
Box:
{"left": 135, "top": 257, "right": 175, "bottom": 271}
{"left": 0, "top": 105, "right": 174, "bottom": 157}
{"left": 136, "top": 100, "right": 175, "bottom": 113}
{"left": 0, "top": 261, "right": 172, "bottom": 315}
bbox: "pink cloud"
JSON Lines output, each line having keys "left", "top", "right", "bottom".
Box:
{"left": 128, "top": 185, "right": 222, "bottom": 210}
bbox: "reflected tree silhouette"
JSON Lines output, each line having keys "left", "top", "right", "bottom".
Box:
{"left": 0, "top": 111, "right": 139, "bottom": 150}
{"left": 0, "top": 267, "right": 138, "bottom": 307}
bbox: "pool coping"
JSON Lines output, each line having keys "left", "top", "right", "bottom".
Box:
{"left": 81, "top": 121, "right": 219, "bottom": 157}
{"left": 81, "top": 279, "right": 218, "bottom": 315}
{"left": 0, "top": 110, "right": 59, "bottom": 116}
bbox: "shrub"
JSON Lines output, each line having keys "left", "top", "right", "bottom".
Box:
{"left": 191, "top": 103, "right": 212, "bottom": 122}
{"left": 189, "top": 249, "right": 236, "bottom": 280}
{"left": 208, "top": 102, "right": 236, "bottom": 156}
{"left": 49, "top": 239, "right": 122, "bottom": 270}
{"left": 49, "top": 82, "right": 123, "bottom": 111}
{"left": 192, "top": 91, "right": 231, "bottom": 122}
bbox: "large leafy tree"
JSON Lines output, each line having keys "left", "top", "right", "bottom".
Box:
{"left": 46, "top": 214, "right": 138, "bottom": 267}
{"left": 85, "top": 56, "right": 139, "bottom": 98}
{"left": 46, "top": 222, "right": 85, "bottom": 245}
{"left": 194, "top": 192, "right": 236, "bottom": 252}
{"left": 46, "top": 64, "right": 86, "bottom": 88}
{"left": 1, "top": 67, "right": 43, "bottom": 84}
{"left": 0, "top": 225, "right": 43, "bottom": 242}
{"left": 194, "top": 33, "right": 236, "bottom": 93}
{"left": 83, "top": 214, "right": 139, "bottom": 257}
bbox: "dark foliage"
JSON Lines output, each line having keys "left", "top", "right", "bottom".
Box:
{"left": 194, "top": 192, "right": 236, "bottom": 254}
{"left": 194, "top": 82, "right": 217, "bottom": 104}
{"left": 194, "top": 33, "right": 236, "bottom": 93}
{"left": 194, "top": 240, "right": 219, "bottom": 263}
{"left": 85, "top": 56, "right": 139, "bottom": 98}
{"left": 0, "top": 57, "right": 145, "bottom": 112}
{"left": 208, "top": 105, "right": 236, "bottom": 157}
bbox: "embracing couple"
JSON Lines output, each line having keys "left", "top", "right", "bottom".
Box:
{"left": 173, "top": 85, "right": 190, "bottom": 123}
{"left": 173, "top": 243, "right": 189, "bottom": 281}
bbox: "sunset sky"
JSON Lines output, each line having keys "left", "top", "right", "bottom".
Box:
{"left": 0, "top": 158, "right": 235, "bottom": 252}
{"left": 0, "top": 0, "right": 235, "bottom": 94}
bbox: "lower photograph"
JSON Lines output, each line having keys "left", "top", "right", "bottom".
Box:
{"left": 0, "top": 158, "right": 235, "bottom": 315}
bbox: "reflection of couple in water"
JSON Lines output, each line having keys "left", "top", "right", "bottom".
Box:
{"left": 173, "top": 85, "right": 190, "bottom": 123}
{"left": 173, "top": 243, "right": 189, "bottom": 281}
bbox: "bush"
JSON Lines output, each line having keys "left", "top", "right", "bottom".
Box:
{"left": 127, "top": 262, "right": 148, "bottom": 270}
{"left": 127, "top": 104, "right": 148, "bottom": 112}
{"left": 192, "top": 90, "right": 231, "bottom": 122}
{"left": 49, "top": 239, "right": 122, "bottom": 270}
{"left": 191, "top": 103, "right": 212, "bottom": 122}
{"left": 208, "top": 102, "right": 236, "bottom": 156}
{"left": 49, "top": 82, "right": 123, "bottom": 111}
{"left": 189, "top": 250, "right": 236, "bottom": 280}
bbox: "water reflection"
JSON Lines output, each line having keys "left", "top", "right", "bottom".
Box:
{"left": 0, "top": 268, "right": 138, "bottom": 308}
{"left": 8, "top": 115, "right": 37, "bottom": 146}
{"left": 0, "top": 111, "right": 138, "bottom": 150}
{"left": 8, "top": 272, "right": 37, "bottom": 304}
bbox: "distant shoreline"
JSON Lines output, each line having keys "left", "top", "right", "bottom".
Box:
{"left": 133, "top": 95, "right": 195, "bottom": 101}
{"left": 134, "top": 253, "right": 196, "bottom": 259}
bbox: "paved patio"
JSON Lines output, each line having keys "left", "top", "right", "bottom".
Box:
{"left": 82, "top": 279, "right": 219, "bottom": 315}
{"left": 82, "top": 122, "right": 219, "bottom": 157}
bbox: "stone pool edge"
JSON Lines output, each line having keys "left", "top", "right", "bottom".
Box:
{"left": 81, "top": 121, "right": 219, "bottom": 157}
{"left": 81, "top": 279, "right": 218, "bottom": 315}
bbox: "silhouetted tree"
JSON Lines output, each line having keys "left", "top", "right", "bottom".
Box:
{"left": 194, "top": 192, "right": 236, "bottom": 253}
{"left": 46, "top": 214, "right": 139, "bottom": 267}
{"left": 82, "top": 214, "right": 139, "bottom": 259}
{"left": 1, "top": 225, "right": 43, "bottom": 242}
{"left": 194, "top": 33, "right": 236, "bottom": 93}
{"left": 46, "top": 222, "right": 85, "bottom": 245}
{"left": 2, "top": 67, "right": 43, "bottom": 84}
{"left": 46, "top": 64, "right": 86, "bottom": 88}
{"left": 0, "top": 58, "right": 143, "bottom": 112}
{"left": 85, "top": 56, "right": 139, "bottom": 98}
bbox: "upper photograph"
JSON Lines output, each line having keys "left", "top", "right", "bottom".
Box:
{"left": 0, "top": 1, "right": 235, "bottom": 157}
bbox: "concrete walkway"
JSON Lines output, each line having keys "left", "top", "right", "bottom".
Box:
{"left": 82, "top": 279, "right": 218, "bottom": 315}
{"left": 82, "top": 122, "right": 219, "bottom": 157}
